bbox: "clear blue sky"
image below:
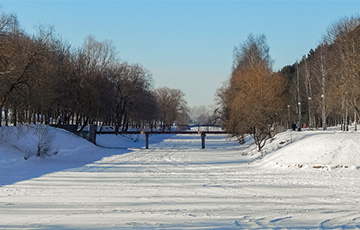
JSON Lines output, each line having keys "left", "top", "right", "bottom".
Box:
{"left": 1, "top": 0, "right": 360, "bottom": 107}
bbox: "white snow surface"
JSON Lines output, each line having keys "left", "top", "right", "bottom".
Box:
{"left": 255, "top": 129, "right": 360, "bottom": 170}
{"left": 1, "top": 125, "right": 360, "bottom": 229}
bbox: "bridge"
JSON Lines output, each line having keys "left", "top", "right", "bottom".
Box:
{"left": 96, "top": 130, "right": 228, "bottom": 149}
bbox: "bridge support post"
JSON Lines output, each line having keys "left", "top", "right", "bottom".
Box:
{"left": 89, "top": 125, "right": 97, "bottom": 144}
{"left": 201, "top": 132, "right": 206, "bottom": 149}
{"left": 145, "top": 132, "right": 149, "bottom": 149}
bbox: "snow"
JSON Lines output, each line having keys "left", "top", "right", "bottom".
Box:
{"left": 1, "top": 125, "right": 360, "bottom": 229}
{"left": 255, "top": 129, "right": 360, "bottom": 170}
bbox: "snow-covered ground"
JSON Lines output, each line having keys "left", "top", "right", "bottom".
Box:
{"left": 1, "top": 125, "right": 360, "bottom": 229}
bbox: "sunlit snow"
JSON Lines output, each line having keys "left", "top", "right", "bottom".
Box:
{"left": 1, "top": 125, "right": 360, "bottom": 229}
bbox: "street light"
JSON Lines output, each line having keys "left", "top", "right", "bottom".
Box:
{"left": 287, "top": 105, "right": 290, "bottom": 129}
{"left": 308, "top": 97, "right": 312, "bottom": 128}
{"left": 298, "top": 101, "right": 301, "bottom": 131}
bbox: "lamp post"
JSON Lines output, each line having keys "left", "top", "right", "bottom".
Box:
{"left": 287, "top": 105, "right": 290, "bottom": 129}
{"left": 308, "top": 97, "right": 312, "bottom": 128}
{"left": 298, "top": 102, "right": 301, "bottom": 131}
{"left": 321, "top": 94, "right": 327, "bottom": 130}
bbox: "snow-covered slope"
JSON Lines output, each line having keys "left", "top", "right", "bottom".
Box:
{"left": 0, "top": 125, "right": 94, "bottom": 160}
{"left": 256, "top": 130, "right": 360, "bottom": 170}
{"left": 0, "top": 125, "right": 128, "bottom": 186}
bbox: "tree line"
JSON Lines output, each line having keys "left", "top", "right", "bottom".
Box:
{"left": 0, "top": 11, "right": 189, "bottom": 131}
{"left": 283, "top": 16, "right": 360, "bottom": 132}
{"left": 217, "top": 15, "right": 360, "bottom": 151}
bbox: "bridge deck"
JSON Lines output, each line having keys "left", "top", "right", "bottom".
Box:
{"left": 96, "top": 131, "right": 227, "bottom": 135}
{"left": 96, "top": 130, "right": 229, "bottom": 149}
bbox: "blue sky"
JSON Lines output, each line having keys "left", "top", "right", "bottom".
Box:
{"left": 1, "top": 0, "right": 360, "bottom": 107}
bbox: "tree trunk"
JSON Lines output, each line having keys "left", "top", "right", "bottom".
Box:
{"left": 354, "top": 108, "right": 357, "bottom": 131}
{"left": 12, "top": 106, "right": 17, "bottom": 126}
{"left": 0, "top": 106, "right": 2, "bottom": 127}
{"left": 304, "top": 58, "right": 313, "bottom": 128}
{"left": 345, "top": 100, "right": 349, "bottom": 131}
{"left": 5, "top": 107, "right": 8, "bottom": 126}
{"left": 320, "top": 51, "right": 327, "bottom": 130}
{"left": 354, "top": 98, "right": 357, "bottom": 131}
{"left": 78, "top": 117, "right": 89, "bottom": 131}
{"left": 296, "top": 62, "right": 301, "bottom": 129}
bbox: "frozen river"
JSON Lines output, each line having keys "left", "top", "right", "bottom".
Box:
{"left": 1, "top": 133, "right": 360, "bottom": 229}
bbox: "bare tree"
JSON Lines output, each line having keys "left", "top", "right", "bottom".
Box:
{"left": 321, "top": 16, "right": 360, "bottom": 130}
{"left": 155, "top": 87, "right": 189, "bottom": 130}
{"left": 189, "top": 105, "right": 213, "bottom": 124}
{"left": 73, "top": 36, "right": 117, "bottom": 129}
{"left": 223, "top": 34, "right": 285, "bottom": 152}
{"left": 108, "top": 63, "right": 154, "bottom": 133}
{"left": 0, "top": 15, "right": 52, "bottom": 126}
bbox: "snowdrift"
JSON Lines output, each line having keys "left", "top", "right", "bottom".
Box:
{"left": 0, "top": 125, "right": 95, "bottom": 162}
{"left": 256, "top": 131, "right": 360, "bottom": 170}
{"left": 0, "top": 125, "right": 130, "bottom": 186}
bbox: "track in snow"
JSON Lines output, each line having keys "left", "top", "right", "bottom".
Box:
{"left": 1, "top": 134, "right": 360, "bottom": 229}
